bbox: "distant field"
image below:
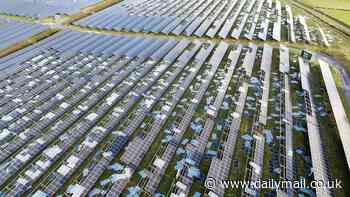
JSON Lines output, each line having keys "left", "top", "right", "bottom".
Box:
{"left": 321, "top": 9, "right": 350, "bottom": 25}
{"left": 303, "top": 0, "right": 350, "bottom": 10}
{"left": 301, "top": 0, "right": 350, "bottom": 26}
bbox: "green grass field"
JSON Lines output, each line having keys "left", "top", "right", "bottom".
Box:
{"left": 321, "top": 9, "right": 350, "bottom": 25}
{"left": 303, "top": 0, "right": 350, "bottom": 10}
{"left": 301, "top": 0, "right": 350, "bottom": 26}
{"left": 330, "top": 66, "right": 350, "bottom": 119}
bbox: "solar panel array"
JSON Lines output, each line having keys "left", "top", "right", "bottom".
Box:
{"left": 0, "top": 26, "right": 346, "bottom": 196}
{"left": 0, "top": 19, "right": 48, "bottom": 52}
{"left": 0, "top": 0, "right": 100, "bottom": 19}
{"left": 0, "top": 0, "right": 347, "bottom": 193}
{"left": 73, "top": 0, "right": 328, "bottom": 44}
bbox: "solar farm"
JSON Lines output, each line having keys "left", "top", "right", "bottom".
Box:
{"left": 0, "top": 0, "right": 350, "bottom": 197}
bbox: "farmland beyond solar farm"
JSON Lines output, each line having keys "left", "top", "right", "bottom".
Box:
{"left": 301, "top": 0, "right": 350, "bottom": 25}
{"left": 0, "top": 0, "right": 350, "bottom": 197}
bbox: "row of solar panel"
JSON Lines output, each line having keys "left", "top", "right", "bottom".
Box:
{"left": 0, "top": 0, "right": 99, "bottom": 19}
{"left": 0, "top": 19, "right": 48, "bottom": 51}
{"left": 73, "top": 0, "right": 326, "bottom": 44}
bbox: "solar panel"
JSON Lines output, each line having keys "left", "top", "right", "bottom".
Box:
{"left": 0, "top": 0, "right": 100, "bottom": 18}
